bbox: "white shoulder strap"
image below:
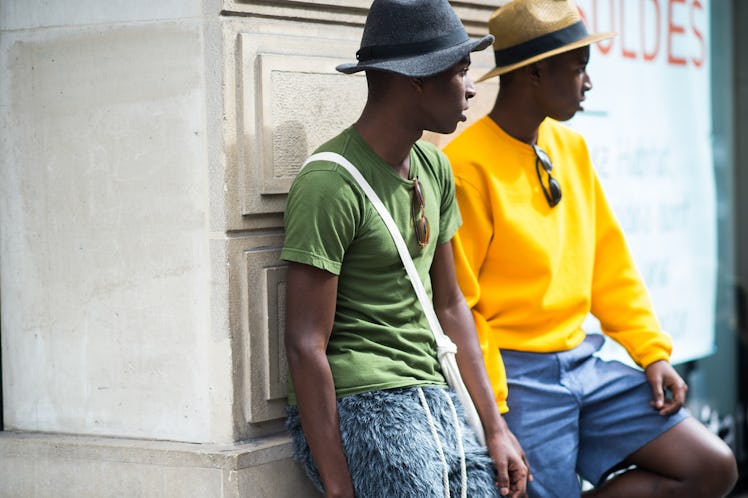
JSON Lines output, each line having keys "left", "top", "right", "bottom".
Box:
{"left": 300, "top": 152, "right": 456, "bottom": 356}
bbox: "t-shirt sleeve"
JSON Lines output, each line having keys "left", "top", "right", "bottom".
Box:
{"left": 281, "top": 166, "right": 360, "bottom": 275}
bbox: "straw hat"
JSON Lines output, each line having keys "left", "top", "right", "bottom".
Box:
{"left": 477, "top": 0, "right": 616, "bottom": 82}
{"left": 336, "top": 0, "right": 494, "bottom": 78}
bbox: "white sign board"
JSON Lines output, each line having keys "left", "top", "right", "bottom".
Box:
{"left": 570, "top": 0, "right": 715, "bottom": 364}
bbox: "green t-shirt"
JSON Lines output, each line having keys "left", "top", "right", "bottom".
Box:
{"left": 282, "top": 128, "right": 462, "bottom": 403}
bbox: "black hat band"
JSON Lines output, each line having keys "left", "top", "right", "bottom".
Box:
{"left": 357, "top": 28, "right": 469, "bottom": 62}
{"left": 494, "top": 20, "right": 589, "bottom": 67}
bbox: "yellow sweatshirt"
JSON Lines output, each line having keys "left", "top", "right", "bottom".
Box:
{"left": 444, "top": 116, "right": 672, "bottom": 413}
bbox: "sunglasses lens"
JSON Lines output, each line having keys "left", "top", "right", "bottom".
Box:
{"left": 411, "top": 178, "right": 430, "bottom": 247}
{"left": 412, "top": 179, "right": 425, "bottom": 206}
{"left": 534, "top": 148, "right": 551, "bottom": 169}
{"left": 533, "top": 146, "right": 562, "bottom": 207}
{"left": 548, "top": 177, "right": 562, "bottom": 206}
{"left": 414, "top": 216, "right": 430, "bottom": 247}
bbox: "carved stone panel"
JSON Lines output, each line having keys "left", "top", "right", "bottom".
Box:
{"left": 255, "top": 53, "right": 366, "bottom": 196}
{"left": 232, "top": 28, "right": 366, "bottom": 228}
{"left": 241, "top": 240, "right": 289, "bottom": 423}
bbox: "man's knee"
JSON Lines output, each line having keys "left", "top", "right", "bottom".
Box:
{"left": 693, "top": 438, "right": 738, "bottom": 497}
{"left": 628, "top": 417, "right": 738, "bottom": 497}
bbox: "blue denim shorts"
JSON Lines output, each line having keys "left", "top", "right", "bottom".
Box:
{"left": 287, "top": 386, "right": 501, "bottom": 497}
{"left": 500, "top": 334, "right": 688, "bottom": 497}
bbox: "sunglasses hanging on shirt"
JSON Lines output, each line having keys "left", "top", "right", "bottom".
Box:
{"left": 533, "top": 145, "right": 562, "bottom": 208}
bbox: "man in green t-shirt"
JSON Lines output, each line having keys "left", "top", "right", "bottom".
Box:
{"left": 281, "top": 0, "right": 529, "bottom": 497}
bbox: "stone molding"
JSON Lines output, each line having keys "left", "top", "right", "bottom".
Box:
{"left": 0, "top": 431, "right": 318, "bottom": 497}
{"left": 222, "top": 0, "right": 500, "bottom": 36}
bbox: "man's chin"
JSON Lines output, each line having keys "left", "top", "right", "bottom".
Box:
{"left": 427, "top": 123, "right": 459, "bottom": 135}
{"left": 553, "top": 110, "right": 580, "bottom": 122}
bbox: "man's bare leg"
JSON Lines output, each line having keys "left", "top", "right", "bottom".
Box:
{"left": 584, "top": 418, "right": 737, "bottom": 498}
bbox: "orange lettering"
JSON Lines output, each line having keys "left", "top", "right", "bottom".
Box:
{"left": 592, "top": 0, "right": 615, "bottom": 55}
{"left": 642, "top": 0, "right": 661, "bottom": 61}
{"left": 621, "top": 0, "right": 637, "bottom": 59}
{"left": 667, "top": 0, "right": 687, "bottom": 65}
{"left": 691, "top": 0, "right": 705, "bottom": 67}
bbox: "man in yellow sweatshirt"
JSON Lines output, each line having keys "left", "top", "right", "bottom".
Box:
{"left": 444, "top": 0, "right": 737, "bottom": 496}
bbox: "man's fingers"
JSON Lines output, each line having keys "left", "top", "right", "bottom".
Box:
{"left": 659, "top": 380, "right": 687, "bottom": 414}
{"left": 496, "top": 472, "right": 509, "bottom": 496}
{"left": 495, "top": 459, "right": 511, "bottom": 496}
{"left": 504, "top": 458, "right": 528, "bottom": 498}
{"left": 520, "top": 451, "right": 533, "bottom": 481}
{"left": 646, "top": 361, "right": 689, "bottom": 415}
{"left": 650, "top": 378, "right": 664, "bottom": 409}
{"left": 671, "top": 379, "right": 688, "bottom": 405}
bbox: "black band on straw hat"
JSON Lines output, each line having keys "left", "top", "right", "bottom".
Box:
{"left": 494, "top": 20, "right": 589, "bottom": 67}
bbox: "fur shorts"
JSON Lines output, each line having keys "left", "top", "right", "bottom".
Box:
{"left": 286, "top": 385, "right": 501, "bottom": 497}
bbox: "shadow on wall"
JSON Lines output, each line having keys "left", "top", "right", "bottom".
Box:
{"left": 273, "top": 120, "right": 309, "bottom": 181}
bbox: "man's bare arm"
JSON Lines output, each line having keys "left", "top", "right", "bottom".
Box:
{"left": 430, "top": 242, "right": 530, "bottom": 497}
{"left": 285, "top": 262, "right": 354, "bottom": 498}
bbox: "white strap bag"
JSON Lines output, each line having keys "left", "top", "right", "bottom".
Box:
{"left": 301, "top": 152, "right": 486, "bottom": 446}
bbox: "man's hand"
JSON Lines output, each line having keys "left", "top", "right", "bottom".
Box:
{"left": 428, "top": 243, "right": 530, "bottom": 496}
{"left": 645, "top": 360, "right": 688, "bottom": 415}
{"left": 486, "top": 419, "right": 531, "bottom": 497}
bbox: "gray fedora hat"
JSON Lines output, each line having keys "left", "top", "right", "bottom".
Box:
{"left": 336, "top": 0, "right": 494, "bottom": 78}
